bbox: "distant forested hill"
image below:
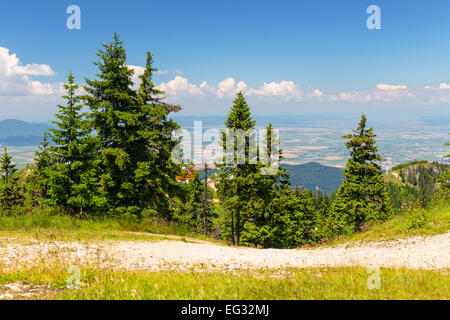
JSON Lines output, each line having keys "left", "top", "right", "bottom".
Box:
{"left": 384, "top": 160, "right": 449, "bottom": 207}
{"left": 0, "top": 119, "right": 50, "bottom": 146}
{"left": 282, "top": 162, "right": 344, "bottom": 193}
{"left": 204, "top": 162, "right": 345, "bottom": 194}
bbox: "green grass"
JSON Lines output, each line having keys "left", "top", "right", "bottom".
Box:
{"left": 0, "top": 265, "right": 447, "bottom": 300}
{"left": 0, "top": 208, "right": 221, "bottom": 243}
{"left": 329, "top": 201, "right": 450, "bottom": 246}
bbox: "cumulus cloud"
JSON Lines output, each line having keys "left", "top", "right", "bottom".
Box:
{"left": 215, "top": 77, "right": 247, "bottom": 99}
{"left": 128, "top": 65, "right": 145, "bottom": 88}
{"left": 156, "top": 76, "right": 306, "bottom": 102}
{"left": 157, "top": 76, "right": 209, "bottom": 97}
{"left": 247, "top": 81, "right": 302, "bottom": 102}
{"left": 126, "top": 64, "right": 450, "bottom": 105}
{"left": 0, "top": 47, "right": 62, "bottom": 98}
{"left": 376, "top": 84, "right": 408, "bottom": 90}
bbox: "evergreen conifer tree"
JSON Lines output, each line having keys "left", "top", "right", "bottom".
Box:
{"left": 329, "top": 115, "right": 391, "bottom": 234}
{"left": 28, "top": 133, "right": 52, "bottom": 203}
{"left": 134, "top": 52, "right": 182, "bottom": 216}
{"left": 46, "top": 73, "right": 98, "bottom": 215}
{"left": 436, "top": 133, "right": 450, "bottom": 199}
{"left": 216, "top": 92, "right": 259, "bottom": 245}
{"left": 217, "top": 93, "right": 286, "bottom": 246}
{"left": 83, "top": 34, "right": 182, "bottom": 216}
{"left": 0, "top": 147, "right": 22, "bottom": 208}
{"left": 83, "top": 33, "right": 138, "bottom": 215}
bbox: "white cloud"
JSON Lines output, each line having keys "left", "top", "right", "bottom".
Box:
{"left": 126, "top": 66, "right": 450, "bottom": 106}
{"left": 376, "top": 84, "right": 408, "bottom": 90}
{"left": 128, "top": 65, "right": 145, "bottom": 88}
{"left": 157, "top": 75, "right": 208, "bottom": 96}
{"left": 247, "top": 81, "right": 302, "bottom": 102}
{"left": 313, "top": 89, "right": 323, "bottom": 97}
{"left": 157, "top": 76, "right": 305, "bottom": 102}
{"left": 216, "top": 77, "right": 247, "bottom": 99}
{"left": 0, "top": 47, "right": 62, "bottom": 97}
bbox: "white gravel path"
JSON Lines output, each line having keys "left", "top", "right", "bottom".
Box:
{"left": 1, "top": 232, "right": 449, "bottom": 271}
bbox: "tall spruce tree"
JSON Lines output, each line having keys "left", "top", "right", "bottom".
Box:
{"left": 0, "top": 147, "right": 22, "bottom": 208}
{"left": 217, "top": 92, "right": 255, "bottom": 245}
{"left": 216, "top": 92, "right": 275, "bottom": 246}
{"left": 83, "top": 33, "right": 138, "bottom": 215}
{"left": 28, "top": 132, "right": 52, "bottom": 203}
{"left": 45, "top": 73, "right": 98, "bottom": 215}
{"left": 174, "top": 166, "right": 215, "bottom": 233}
{"left": 329, "top": 115, "right": 391, "bottom": 234}
{"left": 242, "top": 123, "right": 315, "bottom": 248}
{"left": 134, "top": 52, "right": 183, "bottom": 216}
{"left": 83, "top": 34, "right": 181, "bottom": 216}
{"left": 436, "top": 133, "right": 450, "bottom": 199}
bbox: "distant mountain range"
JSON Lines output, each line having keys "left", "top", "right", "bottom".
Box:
{"left": 0, "top": 119, "right": 50, "bottom": 146}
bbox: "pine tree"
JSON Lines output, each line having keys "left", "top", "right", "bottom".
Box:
{"left": 46, "top": 73, "right": 98, "bottom": 215}
{"left": 134, "top": 52, "right": 183, "bottom": 216}
{"left": 28, "top": 132, "right": 52, "bottom": 203}
{"left": 239, "top": 123, "right": 316, "bottom": 248}
{"left": 174, "top": 166, "right": 215, "bottom": 233}
{"left": 216, "top": 92, "right": 259, "bottom": 245}
{"left": 201, "top": 163, "right": 210, "bottom": 235}
{"left": 216, "top": 93, "right": 283, "bottom": 246}
{"left": 0, "top": 147, "right": 22, "bottom": 208}
{"left": 329, "top": 115, "right": 391, "bottom": 234}
{"left": 83, "top": 33, "right": 138, "bottom": 215}
{"left": 83, "top": 34, "right": 182, "bottom": 216}
{"left": 436, "top": 133, "right": 450, "bottom": 200}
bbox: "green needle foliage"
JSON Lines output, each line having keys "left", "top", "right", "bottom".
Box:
{"left": 134, "top": 52, "right": 183, "bottom": 217}
{"left": 28, "top": 133, "right": 52, "bottom": 203}
{"left": 83, "top": 33, "right": 139, "bottom": 216}
{"left": 217, "top": 93, "right": 315, "bottom": 248}
{"left": 44, "top": 73, "right": 99, "bottom": 215}
{"left": 435, "top": 133, "right": 450, "bottom": 200}
{"left": 83, "top": 33, "right": 181, "bottom": 217}
{"left": 329, "top": 115, "right": 392, "bottom": 235}
{"left": 0, "top": 147, "right": 22, "bottom": 208}
{"left": 216, "top": 92, "right": 263, "bottom": 245}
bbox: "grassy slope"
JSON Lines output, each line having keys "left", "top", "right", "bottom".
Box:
{"left": 0, "top": 209, "right": 219, "bottom": 243}
{"left": 1, "top": 200, "right": 448, "bottom": 245}
{"left": 0, "top": 264, "right": 448, "bottom": 300}
{"left": 326, "top": 201, "right": 449, "bottom": 246}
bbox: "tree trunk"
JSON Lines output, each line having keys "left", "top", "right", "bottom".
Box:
{"left": 231, "top": 210, "right": 235, "bottom": 245}
{"left": 235, "top": 211, "right": 240, "bottom": 246}
{"left": 202, "top": 163, "right": 208, "bottom": 235}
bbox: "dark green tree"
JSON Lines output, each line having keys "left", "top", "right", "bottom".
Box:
{"left": 0, "top": 147, "right": 22, "bottom": 208}
{"left": 174, "top": 166, "right": 215, "bottom": 233}
{"left": 239, "top": 124, "right": 315, "bottom": 248}
{"left": 329, "top": 115, "right": 391, "bottom": 234}
{"left": 83, "top": 34, "right": 182, "bottom": 216}
{"left": 83, "top": 33, "right": 138, "bottom": 215}
{"left": 435, "top": 134, "right": 450, "bottom": 200}
{"left": 28, "top": 132, "right": 52, "bottom": 203}
{"left": 216, "top": 92, "right": 262, "bottom": 245}
{"left": 217, "top": 96, "right": 292, "bottom": 246}
{"left": 246, "top": 186, "right": 315, "bottom": 248}
{"left": 45, "top": 73, "right": 99, "bottom": 215}
{"left": 134, "top": 52, "right": 183, "bottom": 216}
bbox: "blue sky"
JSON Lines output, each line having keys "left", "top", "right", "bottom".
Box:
{"left": 1, "top": 0, "right": 450, "bottom": 121}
